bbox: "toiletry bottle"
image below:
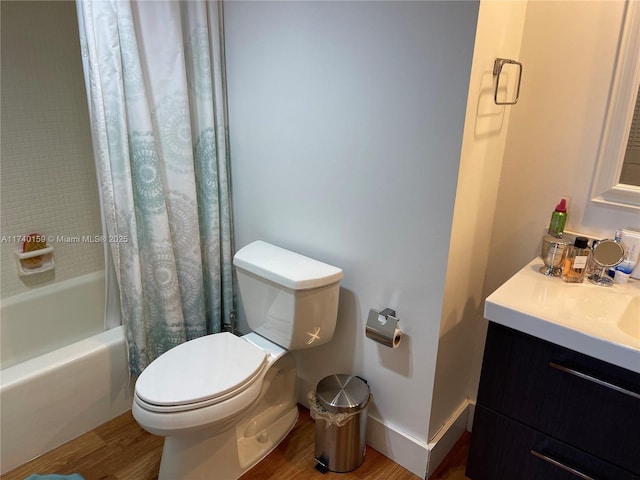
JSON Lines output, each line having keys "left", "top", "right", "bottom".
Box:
{"left": 607, "top": 230, "right": 624, "bottom": 278}
{"left": 562, "top": 236, "right": 591, "bottom": 283}
{"left": 548, "top": 199, "right": 567, "bottom": 238}
{"left": 615, "top": 229, "right": 638, "bottom": 283}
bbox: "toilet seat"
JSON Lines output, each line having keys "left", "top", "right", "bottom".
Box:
{"left": 135, "top": 332, "right": 267, "bottom": 413}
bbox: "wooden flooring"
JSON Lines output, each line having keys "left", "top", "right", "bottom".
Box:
{"left": 2, "top": 406, "right": 470, "bottom": 480}
{"left": 1, "top": 411, "right": 163, "bottom": 480}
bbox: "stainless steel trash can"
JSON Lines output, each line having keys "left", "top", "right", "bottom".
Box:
{"left": 312, "top": 374, "right": 372, "bottom": 473}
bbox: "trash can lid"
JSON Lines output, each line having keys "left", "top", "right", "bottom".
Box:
{"left": 315, "top": 374, "right": 370, "bottom": 414}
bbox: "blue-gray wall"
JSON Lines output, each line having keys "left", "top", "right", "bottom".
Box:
{"left": 224, "top": 1, "right": 478, "bottom": 474}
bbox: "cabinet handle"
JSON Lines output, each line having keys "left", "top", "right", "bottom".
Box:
{"left": 530, "top": 450, "right": 597, "bottom": 480}
{"left": 549, "top": 362, "right": 640, "bottom": 400}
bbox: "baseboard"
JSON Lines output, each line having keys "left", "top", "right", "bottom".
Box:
{"left": 466, "top": 402, "right": 476, "bottom": 431}
{"left": 298, "top": 379, "right": 473, "bottom": 479}
{"left": 366, "top": 414, "right": 429, "bottom": 478}
{"left": 426, "top": 400, "right": 471, "bottom": 478}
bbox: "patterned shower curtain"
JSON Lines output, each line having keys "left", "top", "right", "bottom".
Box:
{"left": 77, "top": 0, "right": 234, "bottom": 375}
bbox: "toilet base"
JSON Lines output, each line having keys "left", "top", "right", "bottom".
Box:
{"left": 155, "top": 352, "right": 299, "bottom": 480}
{"left": 158, "top": 405, "right": 298, "bottom": 480}
{"left": 134, "top": 340, "right": 299, "bottom": 479}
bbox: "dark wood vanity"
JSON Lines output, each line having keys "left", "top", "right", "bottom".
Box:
{"left": 466, "top": 322, "right": 640, "bottom": 480}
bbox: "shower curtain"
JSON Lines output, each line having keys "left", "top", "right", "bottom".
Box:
{"left": 77, "top": 0, "right": 234, "bottom": 375}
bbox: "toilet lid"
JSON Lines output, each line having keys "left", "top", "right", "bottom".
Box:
{"left": 135, "top": 332, "right": 267, "bottom": 409}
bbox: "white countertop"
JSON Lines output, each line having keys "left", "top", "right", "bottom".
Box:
{"left": 485, "top": 258, "right": 640, "bottom": 373}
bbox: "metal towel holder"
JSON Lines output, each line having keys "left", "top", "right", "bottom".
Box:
{"left": 493, "top": 58, "right": 523, "bottom": 105}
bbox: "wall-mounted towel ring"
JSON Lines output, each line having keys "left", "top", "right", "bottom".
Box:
{"left": 493, "top": 58, "right": 523, "bottom": 105}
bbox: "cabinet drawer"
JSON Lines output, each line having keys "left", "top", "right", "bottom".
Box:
{"left": 477, "top": 322, "right": 640, "bottom": 473}
{"left": 467, "top": 405, "right": 639, "bottom": 480}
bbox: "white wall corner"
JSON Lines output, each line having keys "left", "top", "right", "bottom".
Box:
{"left": 366, "top": 414, "right": 429, "bottom": 479}
{"left": 426, "top": 400, "right": 471, "bottom": 479}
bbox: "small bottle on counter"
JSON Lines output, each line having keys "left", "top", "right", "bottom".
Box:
{"left": 548, "top": 199, "right": 567, "bottom": 238}
{"left": 562, "top": 236, "right": 591, "bottom": 283}
{"left": 608, "top": 229, "right": 624, "bottom": 278}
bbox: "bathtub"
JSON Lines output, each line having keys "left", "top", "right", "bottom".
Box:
{"left": 0, "top": 272, "right": 133, "bottom": 474}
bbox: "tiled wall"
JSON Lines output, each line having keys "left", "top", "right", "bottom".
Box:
{"left": 1, "top": 1, "right": 104, "bottom": 298}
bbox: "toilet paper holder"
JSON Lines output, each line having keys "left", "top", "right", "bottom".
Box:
{"left": 373, "top": 308, "right": 397, "bottom": 325}
{"left": 366, "top": 308, "right": 402, "bottom": 348}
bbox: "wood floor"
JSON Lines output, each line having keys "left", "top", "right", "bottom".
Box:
{"left": 2, "top": 406, "right": 470, "bottom": 480}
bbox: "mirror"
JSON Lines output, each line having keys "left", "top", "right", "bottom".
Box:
{"left": 591, "top": 0, "right": 640, "bottom": 209}
{"left": 620, "top": 85, "right": 640, "bottom": 186}
{"left": 592, "top": 239, "right": 625, "bottom": 267}
{"left": 588, "top": 239, "right": 625, "bottom": 287}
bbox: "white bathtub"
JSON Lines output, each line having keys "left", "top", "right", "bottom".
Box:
{"left": 0, "top": 272, "right": 133, "bottom": 474}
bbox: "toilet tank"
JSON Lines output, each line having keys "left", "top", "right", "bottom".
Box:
{"left": 233, "top": 241, "right": 343, "bottom": 350}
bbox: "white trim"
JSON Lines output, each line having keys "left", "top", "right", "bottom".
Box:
{"left": 591, "top": 0, "right": 640, "bottom": 210}
{"left": 366, "top": 414, "right": 429, "bottom": 478}
{"left": 299, "top": 381, "right": 472, "bottom": 479}
{"left": 466, "top": 402, "right": 476, "bottom": 432}
{"left": 426, "top": 400, "right": 471, "bottom": 479}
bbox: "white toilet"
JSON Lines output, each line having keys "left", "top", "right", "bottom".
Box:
{"left": 132, "top": 241, "right": 343, "bottom": 480}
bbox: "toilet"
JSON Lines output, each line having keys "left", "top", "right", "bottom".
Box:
{"left": 132, "top": 240, "right": 343, "bottom": 480}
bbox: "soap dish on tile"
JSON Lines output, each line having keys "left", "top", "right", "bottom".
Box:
{"left": 15, "top": 246, "right": 55, "bottom": 276}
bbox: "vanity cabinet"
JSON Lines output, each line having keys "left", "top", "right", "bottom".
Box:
{"left": 466, "top": 322, "right": 640, "bottom": 480}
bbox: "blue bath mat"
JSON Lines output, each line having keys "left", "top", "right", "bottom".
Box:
{"left": 24, "top": 475, "right": 85, "bottom": 480}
